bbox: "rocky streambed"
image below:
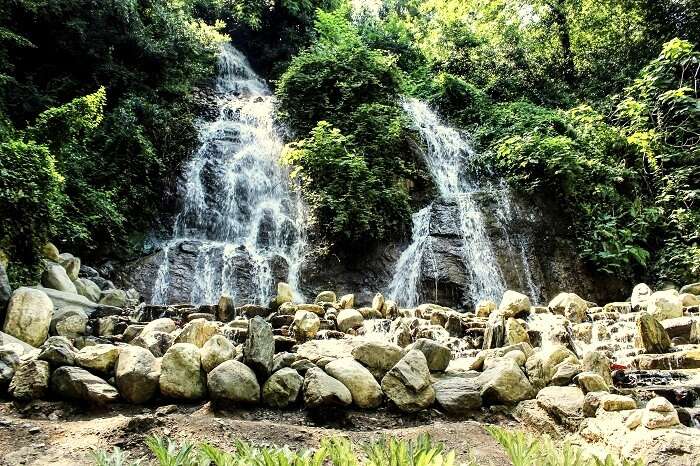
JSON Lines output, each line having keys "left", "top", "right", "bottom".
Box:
{"left": 1, "top": 244, "right": 700, "bottom": 465}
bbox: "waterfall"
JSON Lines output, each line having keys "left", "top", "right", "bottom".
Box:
{"left": 151, "top": 44, "right": 306, "bottom": 305}
{"left": 388, "top": 98, "right": 506, "bottom": 307}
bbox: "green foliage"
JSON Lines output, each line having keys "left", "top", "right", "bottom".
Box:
{"left": 486, "top": 426, "right": 645, "bottom": 466}
{"left": 363, "top": 433, "right": 457, "bottom": 466}
{"left": 91, "top": 447, "right": 142, "bottom": 466}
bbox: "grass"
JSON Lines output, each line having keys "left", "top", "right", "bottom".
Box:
{"left": 92, "top": 428, "right": 645, "bottom": 466}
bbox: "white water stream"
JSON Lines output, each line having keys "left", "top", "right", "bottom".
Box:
{"left": 152, "top": 44, "right": 305, "bottom": 305}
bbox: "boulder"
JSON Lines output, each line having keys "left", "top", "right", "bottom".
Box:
{"left": 581, "top": 351, "right": 613, "bottom": 388}
{"left": 50, "top": 306, "right": 88, "bottom": 338}
{"left": 325, "top": 358, "right": 383, "bottom": 408}
{"left": 536, "top": 386, "right": 585, "bottom": 430}
{"left": 631, "top": 283, "right": 652, "bottom": 310}
{"left": 58, "top": 253, "right": 81, "bottom": 281}
{"left": 3, "top": 287, "right": 53, "bottom": 346}
{"left": 275, "top": 282, "right": 294, "bottom": 306}
{"left": 159, "top": 343, "right": 206, "bottom": 400}
{"left": 51, "top": 366, "right": 119, "bottom": 404}
{"left": 477, "top": 357, "right": 533, "bottom": 405}
{"left": 550, "top": 362, "right": 581, "bottom": 386}
{"left": 41, "top": 242, "right": 60, "bottom": 262}
{"left": 642, "top": 398, "right": 680, "bottom": 429}
{"left": 679, "top": 293, "right": 699, "bottom": 307}
{"left": 9, "top": 359, "right": 50, "bottom": 400}
{"left": 200, "top": 334, "right": 237, "bottom": 373}
{"left": 315, "top": 291, "right": 336, "bottom": 304}
{"left": 372, "top": 293, "right": 385, "bottom": 314}
{"left": 38, "top": 336, "right": 77, "bottom": 367}
{"left": 691, "top": 319, "right": 700, "bottom": 344}
{"left": 647, "top": 291, "right": 683, "bottom": 321}
{"left": 207, "top": 359, "right": 260, "bottom": 405}
{"left": 174, "top": 318, "right": 219, "bottom": 347}
{"left": 499, "top": 290, "right": 531, "bottom": 317}
{"left": 505, "top": 318, "right": 530, "bottom": 345}
{"left": 338, "top": 294, "right": 354, "bottom": 309}
{"left": 483, "top": 313, "right": 505, "bottom": 349}
{"left": 380, "top": 350, "right": 435, "bottom": 413}
{"left": 243, "top": 316, "right": 274, "bottom": 378}
{"left": 635, "top": 313, "right": 671, "bottom": 353}
{"left": 296, "top": 339, "right": 354, "bottom": 362}
{"left": 303, "top": 366, "right": 352, "bottom": 408}
{"left": 37, "top": 286, "right": 98, "bottom": 315}
{"left": 0, "top": 346, "right": 20, "bottom": 388}
{"left": 411, "top": 338, "right": 451, "bottom": 372}
{"left": 42, "top": 264, "right": 77, "bottom": 294}
{"left": 337, "top": 309, "right": 364, "bottom": 333}
{"left": 476, "top": 299, "right": 496, "bottom": 317}
{"left": 115, "top": 345, "right": 159, "bottom": 404}
{"left": 263, "top": 367, "right": 303, "bottom": 408}
{"left": 292, "top": 310, "right": 320, "bottom": 341}
{"left": 575, "top": 372, "right": 609, "bottom": 393}
{"left": 98, "top": 289, "right": 127, "bottom": 308}
{"left": 680, "top": 283, "right": 700, "bottom": 295}
{"left": 73, "top": 278, "right": 101, "bottom": 303}
{"left": 525, "top": 344, "right": 577, "bottom": 390}
{"left": 131, "top": 330, "right": 173, "bottom": 357}
{"left": 600, "top": 393, "right": 637, "bottom": 411}
{"left": 75, "top": 344, "right": 120, "bottom": 373}
{"left": 433, "top": 376, "right": 482, "bottom": 414}
{"left": 296, "top": 303, "right": 324, "bottom": 316}
{"left": 548, "top": 292, "right": 587, "bottom": 323}
{"left": 0, "top": 263, "right": 11, "bottom": 315}
{"left": 351, "top": 340, "right": 403, "bottom": 373}
{"left": 142, "top": 318, "right": 177, "bottom": 336}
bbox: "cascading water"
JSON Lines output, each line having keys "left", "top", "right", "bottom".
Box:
{"left": 388, "top": 98, "right": 507, "bottom": 307}
{"left": 151, "top": 44, "right": 305, "bottom": 305}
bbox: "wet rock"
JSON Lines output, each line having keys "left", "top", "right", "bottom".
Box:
{"left": 433, "top": 376, "right": 482, "bottom": 414}
{"left": 42, "top": 264, "right": 77, "bottom": 294}
{"left": 292, "top": 310, "right": 320, "bottom": 341}
{"left": 38, "top": 336, "right": 77, "bottom": 367}
{"left": 174, "top": 318, "right": 219, "bottom": 348}
{"left": 74, "top": 278, "right": 101, "bottom": 303}
{"left": 207, "top": 359, "right": 260, "bottom": 405}
{"left": 325, "top": 358, "right": 383, "bottom": 408}
{"left": 3, "top": 287, "right": 53, "bottom": 346}
{"left": 297, "top": 303, "right": 324, "bottom": 316}
{"left": 98, "top": 289, "right": 127, "bottom": 308}
{"left": 635, "top": 313, "right": 671, "bottom": 354}
{"left": 263, "top": 367, "right": 303, "bottom": 407}
{"left": 581, "top": 351, "right": 613, "bottom": 388}
{"left": 631, "top": 283, "right": 652, "bottom": 311}
{"left": 499, "top": 290, "right": 531, "bottom": 317}
{"left": 9, "top": 360, "right": 50, "bottom": 400}
{"left": 243, "top": 316, "right": 274, "bottom": 378}
{"left": 691, "top": 319, "right": 700, "bottom": 344}
{"left": 159, "top": 343, "right": 206, "bottom": 400}
{"left": 482, "top": 313, "right": 505, "bottom": 349}
{"left": 303, "top": 366, "right": 352, "bottom": 408}
{"left": 548, "top": 292, "right": 587, "bottom": 323}
{"left": 647, "top": 290, "right": 682, "bottom": 321}
{"left": 201, "top": 334, "right": 237, "bottom": 372}
{"left": 51, "top": 366, "right": 119, "bottom": 404}
{"left": 381, "top": 350, "right": 435, "bottom": 413}
{"left": 216, "top": 295, "right": 236, "bottom": 322}
{"left": 336, "top": 309, "right": 364, "bottom": 333}
{"left": 50, "top": 306, "right": 88, "bottom": 338}
{"left": 476, "top": 300, "right": 497, "bottom": 317}
{"left": 351, "top": 341, "right": 403, "bottom": 373}
{"left": 75, "top": 344, "right": 120, "bottom": 373}
{"left": 505, "top": 318, "right": 530, "bottom": 345}
{"left": 115, "top": 345, "right": 159, "bottom": 404}
{"left": 411, "top": 338, "right": 451, "bottom": 372}
{"left": 275, "top": 282, "right": 294, "bottom": 307}
{"left": 477, "top": 357, "right": 533, "bottom": 405}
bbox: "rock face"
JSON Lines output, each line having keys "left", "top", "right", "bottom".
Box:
{"left": 325, "top": 358, "right": 383, "bottom": 408}
{"left": 303, "top": 367, "right": 352, "bottom": 408}
{"left": 159, "top": 343, "right": 206, "bottom": 400}
{"left": 636, "top": 313, "right": 671, "bottom": 353}
{"left": 207, "top": 359, "right": 261, "bottom": 404}
{"left": 9, "top": 360, "right": 50, "bottom": 401}
{"left": 381, "top": 350, "right": 435, "bottom": 413}
{"left": 50, "top": 366, "right": 119, "bottom": 404}
{"left": 244, "top": 316, "right": 274, "bottom": 377}
{"left": 263, "top": 367, "right": 303, "bottom": 407}
{"left": 3, "top": 287, "right": 53, "bottom": 346}
{"left": 42, "top": 264, "right": 77, "bottom": 294}
{"left": 115, "top": 345, "right": 159, "bottom": 404}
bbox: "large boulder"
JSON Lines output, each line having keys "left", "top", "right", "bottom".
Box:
{"left": 243, "top": 316, "right": 274, "bottom": 377}
{"left": 207, "top": 359, "right": 260, "bottom": 405}
{"left": 50, "top": 306, "right": 88, "bottom": 338}
{"left": 351, "top": 340, "right": 403, "bottom": 373}
{"left": 38, "top": 336, "right": 77, "bottom": 367}
{"left": 75, "top": 344, "right": 120, "bottom": 373}
{"left": 325, "top": 358, "right": 383, "bottom": 408}
{"left": 201, "top": 334, "right": 237, "bottom": 372}
{"left": 536, "top": 386, "right": 584, "bottom": 430}
{"left": 411, "top": 338, "right": 451, "bottom": 372}
{"left": 115, "top": 345, "right": 159, "bottom": 404}
{"left": 42, "top": 264, "right": 77, "bottom": 294}
{"left": 275, "top": 282, "right": 294, "bottom": 306}
{"left": 262, "top": 367, "right": 303, "bottom": 408}
{"left": 292, "top": 310, "right": 320, "bottom": 341}
{"left": 73, "top": 278, "right": 101, "bottom": 303}
{"left": 337, "top": 309, "right": 364, "bottom": 333}
{"left": 0, "top": 346, "right": 20, "bottom": 388}
{"left": 433, "top": 376, "right": 482, "bottom": 414}
{"left": 315, "top": 291, "right": 336, "bottom": 304}
{"left": 483, "top": 313, "right": 506, "bottom": 349}
{"left": 131, "top": 330, "right": 173, "bottom": 357}
{"left": 303, "top": 366, "right": 352, "bottom": 408}
{"left": 525, "top": 344, "right": 577, "bottom": 390}
{"left": 647, "top": 290, "right": 683, "bottom": 321}
{"left": 380, "top": 350, "right": 435, "bottom": 413}
{"left": 58, "top": 253, "right": 81, "bottom": 281}
{"left": 174, "top": 318, "right": 219, "bottom": 347}
{"left": 141, "top": 318, "right": 177, "bottom": 336}
{"left": 477, "top": 357, "right": 534, "bottom": 405}
{"left": 98, "top": 289, "right": 127, "bottom": 308}
{"left": 581, "top": 351, "right": 613, "bottom": 388}
{"left": 548, "top": 292, "right": 588, "bottom": 323}
{"left": 9, "top": 360, "right": 50, "bottom": 400}
{"left": 3, "top": 287, "right": 53, "bottom": 346}
{"left": 36, "top": 287, "right": 98, "bottom": 315}
{"left": 631, "top": 283, "right": 652, "bottom": 310}
{"left": 635, "top": 313, "right": 671, "bottom": 354}
{"left": 51, "top": 366, "right": 119, "bottom": 404}
{"left": 159, "top": 343, "right": 206, "bottom": 400}
{"left": 499, "top": 290, "right": 531, "bottom": 317}
{"left": 505, "top": 318, "right": 530, "bottom": 345}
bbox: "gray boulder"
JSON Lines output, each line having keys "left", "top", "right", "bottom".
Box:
{"left": 74, "top": 278, "right": 101, "bottom": 303}
{"left": 325, "top": 358, "right": 383, "bottom": 408}
{"left": 58, "top": 253, "right": 81, "bottom": 281}
{"left": 207, "top": 359, "right": 260, "bottom": 405}
{"left": 131, "top": 330, "right": 173, "bottom": 357}
{"left": 50, "top": 306, "right": 88, "bottom": 338}
{"left": 412, "top": 338, "right": 451, "bottom": 372}
{"left": 351, "top": 340, "right": 403, "bottom": 373}
{"left": 636, "top": 313, "right": 671, "bottom": 353}
{"left": 99, "top": 289, "right": 127, "bottom": 308}
{"left": 38, "top": 336, "right": 77, "bottom": 367}
{"left": 42, "top": 264, "right": 77, "bottom": 294}
{"left": 174, "top": 318, "right": 220, "bottom": 347}
{"left": 477, "top": 357, "right": 533, "bottom": 405}
{"left": 201, "top": 334, "right": 237, "bottom": 372}
{"left": 381, "top": 350, "right": 435, "bottom": 413}
{"left": 75, "top": 344, "right": 120, "bottom": 373}
{"left": 0, "top": 346, "right": 20, "bottom": 388}
{"left": 243, "top": 316, "right": 274, "bottom": 377}
{"left": 9, "top": 359, "right": 50, "bottom": 400}
{"left": 262, "top": 367, "right": 303, "bottom": 408}
{"left": 303, "top": 367, "right": 352, "bottom": 408}
{"left": 536, "top": 385, "right": 585, "bottom": 431}
{"left": 433, "top": 376, "right": 482, "bottom": 414}
{"left": 3, "top": 287, "right": 53, "bottom": 346}
{"left": 50, "top": 366, "right": 119, "bottom": 404}
{"left": 115, "top": 345, "right": 159, "bottom": 404}
{"left": 36, "top": 286, "right": 98, "bottom": 315}
{"left": 336, "top": 309, "right": 364, "bottom": 333}
{"left": 159, "top": 343, "right": 206, "bottom": 400}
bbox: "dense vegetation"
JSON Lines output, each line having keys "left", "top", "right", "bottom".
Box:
{"left": 1, "top": 0, "right": 698, "bottom": 287}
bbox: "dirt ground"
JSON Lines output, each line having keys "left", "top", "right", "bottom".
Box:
{"left": 0, "top": 401, "right": 513, "bottom": 465}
